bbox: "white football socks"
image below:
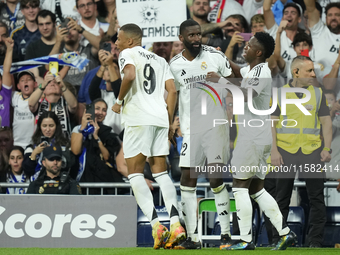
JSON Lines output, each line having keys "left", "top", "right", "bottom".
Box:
{"left": 232, "top": 187, "right": 252, "bottom": 242}
{"left": 180, "top": 185, "right": 198, "bottom": 241}
{"left": 251, "top": 188, "right": 289, "bottom": 236}
{"left": 211, "top": 184, "right": 230, "bottom": 236}
{"left": 153, "top": 172, "right": 180, "bottom": 226}
{"left": 129, "top": 173, "right": 158, "bottom": 227}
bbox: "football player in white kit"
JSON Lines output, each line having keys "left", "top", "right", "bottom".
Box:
{"left": 170, "top": 19, "right": 233, "bottom": 249}
{"left": 111, "top": 23, "right": 186, "bottom": 249}
{"left": 207, "top": 32, "right": 296, "bottom": 250}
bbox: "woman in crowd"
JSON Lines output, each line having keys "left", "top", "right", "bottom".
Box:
{"left": 71, "top": 98, "right": 123, "bottom": 194}
{"left": 22, "top": 111, "right": 70, "bottom": 180}
{"left": 5, "top": 146, "right": 28, "bottom": 194}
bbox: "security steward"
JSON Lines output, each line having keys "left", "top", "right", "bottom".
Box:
{"left": 27, "top": 146, "right": 81, "bottom": 195}
{"left": 271, "top": 56, "right": 332, "bottom": 248}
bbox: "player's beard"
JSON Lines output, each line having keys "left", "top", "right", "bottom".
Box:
{"left": 183, "top": 40, "right": 201, "bottom": 58}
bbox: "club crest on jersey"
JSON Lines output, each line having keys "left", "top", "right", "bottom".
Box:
{"left": 0, "top": 95, "right": 2, "bottom": 101}
{"left": 201, "top": 62, "right": 207, "bottom": 70}
{"left": 304, "top": 104, "right": 314, "bottom": 111}
{"left": 248, "top": 77, "right": 259, "bottom": 86}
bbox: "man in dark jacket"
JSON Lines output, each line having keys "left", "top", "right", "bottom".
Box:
{"left": 27, "top": 145, "right": 81, "bottom": 194}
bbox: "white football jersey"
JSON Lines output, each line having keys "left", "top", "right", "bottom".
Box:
{"left": 310, "top": 19, "right": 340, "bottom": 81}
{"left": 267, "top": 24, "right": 297, "bottom": 64}
{"left": 170, "top": 45, "right": 232, "bottom": 135}
{"left": 236, "top": 62, "right": 272, "bottom": 145}
{"left": 118, "top": 46, "right": 173, "bottom": 127}
{"left": 11, "top": 92, "right": 34, "bottom": 148}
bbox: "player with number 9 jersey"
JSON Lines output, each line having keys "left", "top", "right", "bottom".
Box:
{"left": 118, "top": 45, "right": 173, "bottom": 128}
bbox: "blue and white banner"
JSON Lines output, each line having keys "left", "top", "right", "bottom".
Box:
{"left": 0, "top": 52, "right": 89, "bottom": 74}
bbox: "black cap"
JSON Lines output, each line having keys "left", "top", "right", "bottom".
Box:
{"left": 17, "top": 70, "right": 36, "bottom": 81}
{"left": 43, "top": 146, "right": 62, "bottom": 160}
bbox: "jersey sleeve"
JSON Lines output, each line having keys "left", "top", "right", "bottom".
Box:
{"left": 244, "top": 66, "right": 271, "bottom": 96}
{"left": 266, "top": 23, "right": 278, "bottom": 40}
{"left": 217, "top": 52, "right": 232, "bottom": 77}
{"left": 310, "top": 19, "right": 325, "bottom": 39}
{"left": 164, "top": 61, "right": 174, "bottom": 81}
{"left": 118, "top": 49, "right": 135, "bottom": 73}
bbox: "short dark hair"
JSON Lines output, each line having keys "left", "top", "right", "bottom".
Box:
{"left": 254, "top": 32, "right": 275, "bottom": 59}
{"left": 76, "top": 0, "right": 95, "bottom": 8}
{"left": 292, "top": 32, "right": 313, "bottom": 47}
{"left": 0, "top": 21, "right": 9, "bottom": 37}
{"left": 283, "top": 3, "right": 301, "bottom": 17}
{"left": 92, "top": 98, "right": 108, "bottom": 110}
{"left": 179, "top": 19, "right": 200, "bottom": 35}
{"left": 325, "top": 2, "right": 340, "bottom": 16}
{"left": 323, "top": 89, "right": 336, "bottom": 99}
{"left": 36, "top": 9, "right": 56, "bottom": 24}
{"left": 120, "top": 23, "right": 143, "bottom": 40}
{"left": 226, "top": 14, "right": 249, "bottom": 32}
{"left": 20, "top": 0, "right": 40, "bottom": 9}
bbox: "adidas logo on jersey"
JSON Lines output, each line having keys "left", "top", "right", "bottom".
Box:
{"left": 181, "top": 69, "right": 186, "bottom": 76}
{"left": 20, "top": 39, "right": 26, "bottom": 44}
{"left": 215, "top": 155, "right": 221, "bottom": 160}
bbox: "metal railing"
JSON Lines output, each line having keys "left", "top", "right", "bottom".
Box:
{"left": 1, "top": 181, "right": 338, "bottom": 205}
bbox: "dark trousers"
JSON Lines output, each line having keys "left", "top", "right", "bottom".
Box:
{"left": 275, "top": 147, "right": 326, "bottom": 245}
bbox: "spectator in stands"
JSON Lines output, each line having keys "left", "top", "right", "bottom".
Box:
{"left": 96, "top": 0, "right": 116, "bottom": 24}
{"left": 77, "top": 0, "right": 108, "bottom": 46}
{"left": 271, "top": 56, "right": 332, "bottom": 248}
{"left": 264, "top": 1, "right": 302, "bottom": 65}
{"left": 224, "top": 14, "right": 249, "bottom": 66}
{"left": 272, "top": 27, "right": 322, "bottom": 82}
{"left": 0, "top": 127, "right": 13, "bottom": 177}
{"left": 71, "top": 98, "right": 123, "bottom": 194}
{"left": 11, "top": 0, "right": 41, "bottom": 62}
{"left": 170, "top": 40, "right": 183, "bottom": 60}
{"left": 25, "top": 10, "right": 58, "bottom": 84}
{"left": 48, "top": 19, "right": 99, "bottom": 90}
{"left": 191, "top": 0, "right": 224, "bottom": 43}
{"left": 77, "top": 35, "right": 117, "bottom": 117}
{"left": 0, "top": 21, "right": 9, "bottom": 64}
{"left": 28, "top": 72, "right": 78, "bottom": 138}
{"left": 22, "top": 111, "right": 71, "bottom": 181}
{"left": 304, "top": 1, "right": 340, "bottom": 82}
{"left": 324, "top": 90, "right": 340, "bottom": 202}
{"left": 250, "top": 14, "right": 266, "bottom": 34}
{"left": 27, "top": 145, "right": 81, "bottom": 194}
{"left": 88, "top": 48, "right": 122, "bottom": 134}
{"left": 40, "top": 0, "right": 79, "bottom": 25}
{"left": 0, "top": 0, "right": 25, "bottom": 34}
{"left": 5, "top": 146, "right": 28, "bottom": 194}
{"left": 0, "top": 38, "right": 13, "bottom": 128}
{"left": 152, "top": 42, "right": 173, "bottom": 63}
{"left": 208, "top": 0, "right": 246, "bottom": 24}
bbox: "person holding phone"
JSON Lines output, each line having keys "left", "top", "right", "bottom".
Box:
{"left": 28, "top": 71, "right": 78, "bottom": 138}
{"left": 71, "top": 98, "right": 123, "bottom": 194}
{"left": 23, "top": 111, "right": 70, "bottom": 181}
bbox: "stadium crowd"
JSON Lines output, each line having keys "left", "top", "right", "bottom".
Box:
{"left": 0, "top": 0, "right": 340, "bottom": 250}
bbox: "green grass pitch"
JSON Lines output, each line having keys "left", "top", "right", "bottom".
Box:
{"left": 0, "top": 247, "right": 339, "bottom": 255}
